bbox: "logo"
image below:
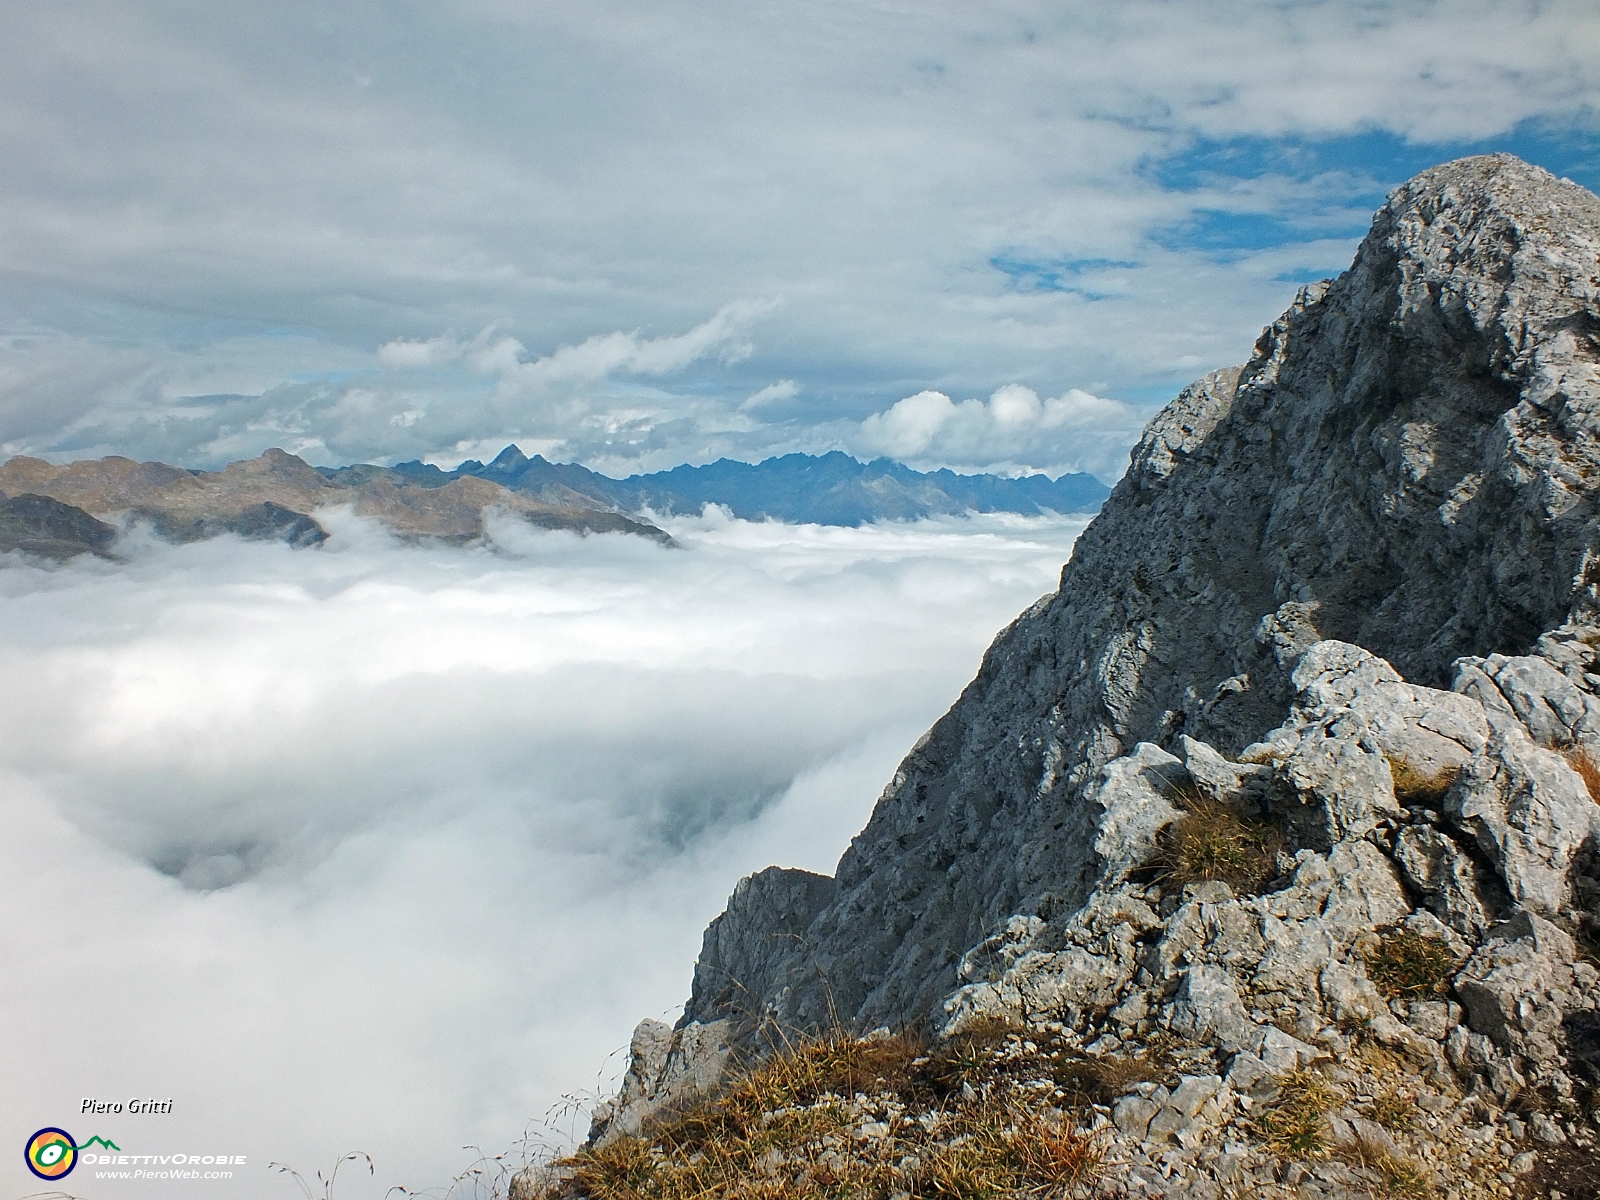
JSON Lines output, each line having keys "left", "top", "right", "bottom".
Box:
{"left": 24, "top": 1129, "right": 120, "bottom": 1180}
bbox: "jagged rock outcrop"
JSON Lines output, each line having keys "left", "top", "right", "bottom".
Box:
{"left": 594, "top": 155, "right": 1600, "bottom": 1153}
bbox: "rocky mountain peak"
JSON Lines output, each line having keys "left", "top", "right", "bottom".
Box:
{"left": 488, "top": 443, "right": 532, "bottom": 470}
{"left": 588, "top": 155, "right": 1600, "bottom": 1175}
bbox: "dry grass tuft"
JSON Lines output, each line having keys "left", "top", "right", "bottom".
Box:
{"left": 1363, "top": 931, "right": 1460, "bottom": 1000}
{"left": 1155, "top": 794, "right": 1283, "bottom": 895}
{"left": 540, "top": 1028, "right": 1104, "bottom": 1200}
{"left": 1254, "top": 1069, "right": 1341, "bottom": 1160}
{"left": 914, "top": 1100, "right": 1102, "bottom": 1200}
{"left": 1370, "top": 1089, "right": 1415, "bottom": 1132}
{"left": 1567, "top": 747, "right": 1600, "bottom": 805}
{"left": 1341, "top": 1136, "right": 1435, "bottom": 1200}
{"left": 1386, "top": 758, "right": 1459, "bottom": 808}
{"left": 920, "top": 1016, "right": 1020, "bottom": 1097}
{"left": 1051, "top": 1047, "right": 1167, "bottom": 1106}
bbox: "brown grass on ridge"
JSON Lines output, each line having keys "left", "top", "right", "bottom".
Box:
{"left": 1155, "top": 793, "right": 1283, "bottom": 895}
{"left": 537, "top": 1029, "right": 1107, "bottom": 1200}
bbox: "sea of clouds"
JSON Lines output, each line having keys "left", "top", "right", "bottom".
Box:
{"left": 0, "top": 507, "right": 1088, "bottom": 1199}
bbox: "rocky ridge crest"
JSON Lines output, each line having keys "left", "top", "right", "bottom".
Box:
{"left": 590, "top": 156, "right": 1600, "bottom": 1190}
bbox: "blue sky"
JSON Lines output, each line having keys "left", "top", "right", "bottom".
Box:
{"left": 1, "top": 1, "right": 1597, "bottom": 480}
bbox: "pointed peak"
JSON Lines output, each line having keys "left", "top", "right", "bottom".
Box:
{"left": 489, "top": 444, "right": 529, "bottom": 468}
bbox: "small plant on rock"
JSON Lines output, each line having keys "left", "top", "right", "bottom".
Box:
{"left": 1155, "top": 793, "right": 1283, "bottom": 895}
{"left": 1255, "top": 1069, "right": 1341, "bottom": 1160}
{"left": 1370, "top": 1088, "right": 1414, "bottom": 1131}
{"left": 1364, "top": 931, "right": 1460, "bottom": 1000}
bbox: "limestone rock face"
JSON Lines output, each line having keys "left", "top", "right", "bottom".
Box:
{"left": 598, "top": 155, "right": 1600, "bottom": 1139}
{"left": 586, "top": 1017, "right": 737, "bottom": 1144}
{"left": 685, "top": 867, "right": 838, "bottom": 1028}
{"left": 673, "top": 155, "right": 1600, "bottom": 1037}
{"left": 1454, "top": 912, "right": 1579, "bottom": 1065}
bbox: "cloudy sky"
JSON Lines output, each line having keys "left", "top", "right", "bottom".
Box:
{"left": 3, "top": 1, "right": 1597, "bottom": 482}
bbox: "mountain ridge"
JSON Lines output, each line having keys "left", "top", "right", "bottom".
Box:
{"left": 392, "top": 448, "right": 1111, "bottom": 526}
{"left": 0, "top": 448, "right": 1110, "bottom": 561}
{"left": 573, "top": 154, "right": 1600, "bottom": 1197}
{"left": 0, "top": 447, "right": 673, "bottom": 558}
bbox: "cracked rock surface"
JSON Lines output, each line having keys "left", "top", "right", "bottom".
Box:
{"left": 590, "top": 155, "right": 1600, "bottom": 1189}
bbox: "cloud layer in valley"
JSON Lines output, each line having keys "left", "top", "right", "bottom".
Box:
{"left": 1, "top": 2, "right": 1597, "bottom": 477}
{"left": 0, "top": 510, "right": 1089, "bottom": 1199}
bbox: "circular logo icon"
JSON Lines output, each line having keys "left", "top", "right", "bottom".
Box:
{"left": 25, "top": 1128, "right": 78, "bottom": 1180}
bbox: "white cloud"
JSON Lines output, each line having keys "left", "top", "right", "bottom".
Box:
{"left": 380, "top": 304, "right": 777, "bottom": 390}
{"left": 2, "top": 2, "right": 1596, "bottom": 474}
{"left": 848, "top": 384, "right": 1144, "bottom": 478}
{"left": 376, "top": 332, "right": 467, "bottom": 370}
{"left": 480, "top": 299, "right": 781, "bottom": 394}
{"left": 740, "top": 379, "right": 800, "bottom": 410}
{"left": 0, "top": 509, "right": 1089, "bottom": 1199}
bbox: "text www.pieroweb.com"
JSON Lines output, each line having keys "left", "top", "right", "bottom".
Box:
{"left": 87, "top": 1153, "right": 245, "bottom": 1181}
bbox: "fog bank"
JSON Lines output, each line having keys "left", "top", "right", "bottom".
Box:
{"left": 1, "top": 509, "right": 1086, "bottom": 1199}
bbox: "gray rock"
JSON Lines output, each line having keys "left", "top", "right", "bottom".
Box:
{"left": 1406, "top": 1000, "right": 1454, "bottom": 1041}
{"left": 1529, "top": 1111, "right": 1567, "bottom": 1145}
{"left": 588, "top": 1017, "right": 736, "bottom": 1143}
{"left": 1251, "top": 841, "right": 1411, "bottom": 1000}
{"left": 1393, "top": 824, "right": 1499, "bottom": 936}
{"left": 1145, "top": 1105, "right": 1195, "bottom": 1142}
{"left": 596, "top": 157, "right": 1600, "bottom": 1138}
{"left": 1247, "top": 641, "right": 1489, "bottom": 848}
{"left": 1446, "top": 729, "right": 1600, "bottom": 917}
{"left": 1181, "top": 735, "right": 1275, "bottom": 808}
{"left": 942, "top": 940, "right": 1133, "bottom": 1035}
{"left": 1089, "top": 742, "right": 1185, "bottom": 890}
{"left": 1456, "top": 640, "right": 1600, "bottom": 749}
{"left": 1224, "top": 1052, "right": 1276, "bottom": 1097}
{"left": 1168, "top": 965, "right": 1257, "bottom": 1053}
{"left": 1167, "top": 1074, "right": 1225, "bottom": 1118}
{"left": 1113, "top": 1095, "right": 1160, "bottom": 1138}
{"left": 1455, "top": 912, "right": 1578, "bottom": 1064}
{"left": 684, "top": 866, "right": 837, "bottom": 1031}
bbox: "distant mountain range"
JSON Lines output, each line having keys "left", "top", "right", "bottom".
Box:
{"left": 0, "top": 446, "right": 1111, "bottom": 560}
{"left": 0, "top": 448, "right": 672, "bottom": 559}
{"left": 392, "top": 446, "right": 1111, "bottom": 526}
